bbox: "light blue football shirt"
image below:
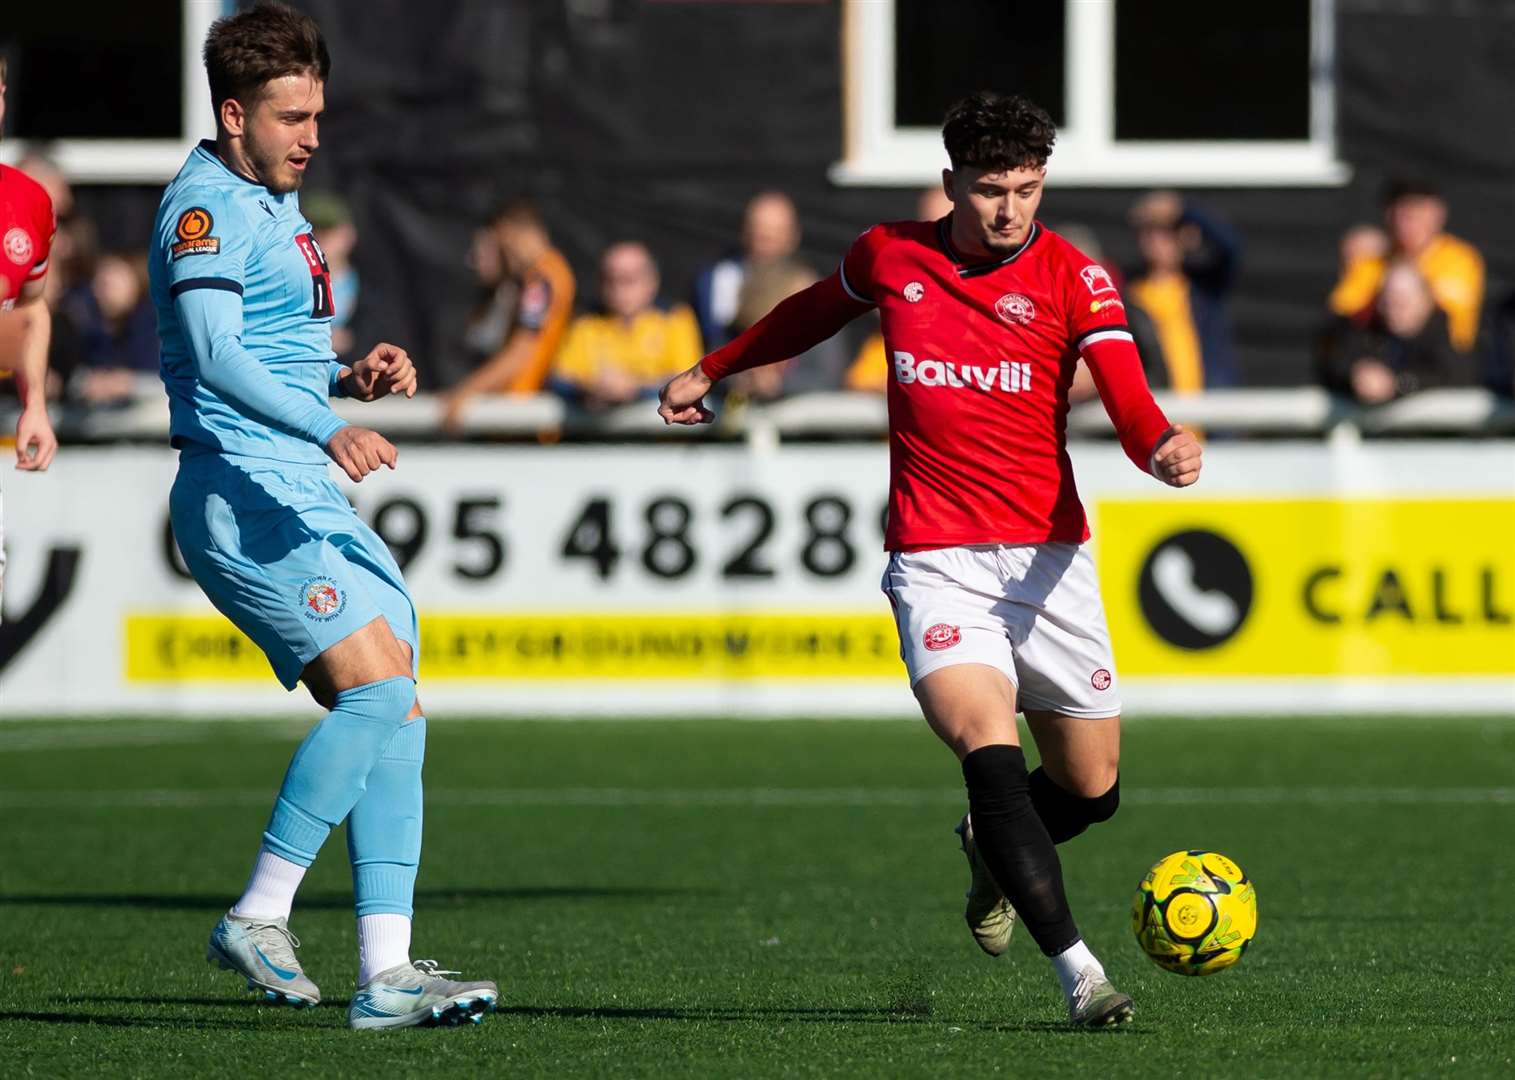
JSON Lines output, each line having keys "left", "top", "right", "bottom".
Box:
{"left": 150, "top": 140, "right": 348, "bottom": 466}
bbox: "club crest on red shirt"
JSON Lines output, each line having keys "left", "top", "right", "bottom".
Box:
{"left": 1091, "top": 668, "right": 1112, "bottom": 690}
{"left": 3, "top": 227, "right": 33, "bottom": 266}
{"left": 923, "top": 623, "right": 961, "bottom": 651}
{"left": 299, "top": 577, "right": 347, "bottom": 622}
{"left": 994, "top": 292, "right": 1035, "bottom": 325}
{"left": 903, "top": 281, "right": 925, "bottom": 303}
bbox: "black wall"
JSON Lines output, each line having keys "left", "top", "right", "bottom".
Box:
{"left": 76, "top": 1, "right": 1515, "bottom": 389}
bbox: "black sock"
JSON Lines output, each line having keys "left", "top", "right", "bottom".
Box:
{"left": 1028, "top": 768, "right": 1120, "bottom": 845}
{"left": 962, "top": 744, "right": 1080, "bottom": 957}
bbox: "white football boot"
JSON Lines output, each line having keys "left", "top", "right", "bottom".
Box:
{"left": 348, "top": 960, "right": 499, "bottom": 1030}
{"left": 206, "top": 912, "right": 320, "bottom": 1007}
{"left": 1068, "top": 967, "right": 1135, "bottom": 1028}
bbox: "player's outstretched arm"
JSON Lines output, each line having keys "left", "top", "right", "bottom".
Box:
{"left": 658, "top": 273, "right": 871, "bottom": 426}
{"left": 1081, "top": 334, "right": 1200, "bottom": 487}
{"left": 12, "top": 282, "right": 58, "bottom": 471}
{"left": 335, "top": 343, "right": 419, "bottom": 402}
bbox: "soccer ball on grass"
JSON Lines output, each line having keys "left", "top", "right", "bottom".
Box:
{"left": 1131, "top": 850, "right": 1257, "bottom": 976}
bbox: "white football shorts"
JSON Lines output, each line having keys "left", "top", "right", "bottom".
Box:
{"left": 881, "top": 542, "right": 1121, "bottom": 718}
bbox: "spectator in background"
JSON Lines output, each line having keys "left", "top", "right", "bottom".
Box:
{"left": 1329, "top": 177, "right": 1484, "bottom": 353}
{"left": 723, "top": 259, "right": 847, "bottom": 401}
{"left": 67, "top": 252, "right": 158, "bottom": 405}
{"left": 1319, "top": 261, "right": 1464, "bottom": 404}
{"left": 1486, "top": 291, "right": 1515, "bottom": 398}
{"left": 440, "top": 198, "right": 575, "bottom": 431}
{"left": 549, "top": 242, "right": 700, "bottom": 410}
{"left": 301, "top": 191, "right": 359, "bottom": 358}
{"left": 1125, "top": 191, "right": 1242, "bottom": 392}
{"left": 692, "top": 191, "right": 804, "bottom": 350}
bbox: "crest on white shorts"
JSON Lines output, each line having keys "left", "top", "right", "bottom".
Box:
{"left": 3, "top": 227, "right": 33, "bottom": 266}
{"left": 299, "top": 577, "right": 347, "bottom": 622}
{"left": 923, "top": 623, "right": 961, "bottom": 651}
{"left": 1091, "top": 668, "right": 1112, "bottom": 690}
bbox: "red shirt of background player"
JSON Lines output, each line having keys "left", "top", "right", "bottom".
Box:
{"left": 702, "top": 217, "right": 1172, "bottom": 552}
{"left": 0, "top": 164, "right": 55, "bottom": 313}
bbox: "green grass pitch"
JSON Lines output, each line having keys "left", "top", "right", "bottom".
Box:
{"left": 1, "top": 714, "right": 1512, "bottom": 1077}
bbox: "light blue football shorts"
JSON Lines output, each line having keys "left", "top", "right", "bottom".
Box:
{"left": 170, "top": 449, "right": 420, "bottom": 691}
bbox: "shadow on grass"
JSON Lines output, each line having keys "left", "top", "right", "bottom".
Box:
{"left": 0, "top": 1009, "right": 274, "bottom": 1032}
{"left": 500, "top": 1004, "right": 936, "bottom": 1026}
{"left": 71, "top": 995, "right": 344, "bottom": 1012}
{"left": 0, "top": 886, "right": 697, "bottom": 912}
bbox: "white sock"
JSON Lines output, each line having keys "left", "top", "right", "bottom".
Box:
{"left": 229, "top": 847, "right": 307, "bottom": 921}
{"left": 357, "top": 913, "right": 413, "bottom": 986}
{"left": 1050, "top": 938, "right": 1103, "bottom": 998}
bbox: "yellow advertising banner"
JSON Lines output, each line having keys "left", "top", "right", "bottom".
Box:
{"left": 125, "top": 612, "right": 904, "bottom": 683}
{"left": 1097, "top": 499, "right": 1515, "bottom": 675}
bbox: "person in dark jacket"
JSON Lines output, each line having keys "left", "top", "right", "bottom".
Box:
{"left": 1125, "top": 191, "right": 1243, "bottom": 391}
{"left": 1319, "top": 261, "right": 1465, "bottom": 403}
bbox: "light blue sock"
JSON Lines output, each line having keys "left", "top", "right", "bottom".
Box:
{"left": 262, "top": 676, "right": 415, "bottom": 867}
{"left": 348, "top": 716, "right": 426, "bottom": 917}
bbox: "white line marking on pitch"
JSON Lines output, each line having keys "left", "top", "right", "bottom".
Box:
{"left": 0, "top": 787, "right": 1510, "bottom": 810}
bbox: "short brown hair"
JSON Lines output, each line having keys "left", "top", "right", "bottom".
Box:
{"left": 203, "top": 2, "right": 330, "bottom": 115}
{"left": 942, "top": 92, "right": 1057, "bottom": 174}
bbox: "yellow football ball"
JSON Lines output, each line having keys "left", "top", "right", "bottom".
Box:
{"left": 1131, "top": 850, "right": 1257, "bottom": 976}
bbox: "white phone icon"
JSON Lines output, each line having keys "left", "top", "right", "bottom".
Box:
{"left": 1151, "top": 546, "right": 1240, "bottom": 635}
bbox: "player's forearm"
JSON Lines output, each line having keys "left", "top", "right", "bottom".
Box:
{"left": 13, "top": 298, "right": 52, "bottom": 410}
{"left": 1081, "top": 335, "right": 1173, "bottom": 474}
{"left": 701, "top": 274, "right": 867, "bottom": 381}
{"left": 177, "top": 290, "right": 346, "bottom": 446}
{"left": 329, "top": 360, "right": 352, "bottom": 398}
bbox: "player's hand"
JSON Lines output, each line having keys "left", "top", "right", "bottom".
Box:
{"left": 344, "top": 343, "right": 419, "bottom": 402}
{"left": 1151, "top": 423, "right": 1202, "bottom": 487}
{"left": 15, "top": 402, "right": 58, "bottom": 472}
{"left": 657, "top": 362, "right": 716, "bottom": 426}
{"left": 326, "top": 425, "right": 398, "bottom": 483}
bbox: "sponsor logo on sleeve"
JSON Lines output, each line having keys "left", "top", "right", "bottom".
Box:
{"left": 299, "top": 577, "right": 348, "bottom": 622}
{"left": 170, "top": 207, "right": 220, "bottom": 260}
{"left": 1079, "top": 264, "right": 1117, "bottom": 296}
{"left": 923, "top": 623, "right": 962, "bottom": 651}
{"left": 3, "top": 227, "right": 33, "bottom": 266}
{"left": 994, "top": 292, "right": 1036, "bottom": 325}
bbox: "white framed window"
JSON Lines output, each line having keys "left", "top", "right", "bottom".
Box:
{"left": 1, "top": 1, "right": 223, "bottom": 184}
{"left": 834, "top": 0, "right": 1349, "bottom": 187}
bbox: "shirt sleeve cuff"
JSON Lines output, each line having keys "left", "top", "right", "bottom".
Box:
{"left": 313, "top": 413, "right": 349, "bottom": 449}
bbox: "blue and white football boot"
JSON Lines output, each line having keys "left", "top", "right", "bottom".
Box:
{"left": 348, "top": 960, "right": 499, "bottom": 1030}
{"left": 206, "top": 912, "right": 321, "bottom": 1007}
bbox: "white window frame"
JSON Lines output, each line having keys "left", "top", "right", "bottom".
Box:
{"left": 0, "top": 1, "right": 224, "bottom": 184}
{"left": 833, "top": 0, "right": 1349, "bottom": 187}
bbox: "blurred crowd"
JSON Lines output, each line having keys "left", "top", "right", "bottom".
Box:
{"left": 4, "top": 152, "right": 1512, "bottom": 422}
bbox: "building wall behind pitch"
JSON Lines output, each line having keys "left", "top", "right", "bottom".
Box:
{"left": 77, "top": 2, "right": 1515, "bottom": 390}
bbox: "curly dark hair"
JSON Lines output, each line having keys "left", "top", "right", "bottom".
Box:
{"left": 203, "top": 2, "right": 330, "bottom": 114}
{"left": 941, "top": 92, "right": 1057, "bottom": 173}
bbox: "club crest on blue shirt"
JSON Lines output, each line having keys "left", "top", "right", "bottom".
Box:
{"left": 299, "top": 576, "right": 347, "bottom": 622}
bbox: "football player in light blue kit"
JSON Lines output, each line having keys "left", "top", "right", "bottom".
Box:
{"left": 150, "top": 2, "right": 497, "bottom": 1029}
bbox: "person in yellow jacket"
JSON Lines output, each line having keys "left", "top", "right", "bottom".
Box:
{"left": 1329, "top": 177, "right": 1484, "bottom": 352}
{"left": 550, "top": 242, "right": 701, "bottom": 409}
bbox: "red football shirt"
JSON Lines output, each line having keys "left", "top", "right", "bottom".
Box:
{"left": 702, "top": 216, "right": 1172, "bottom": 552}
{"left": 0, "top": 164, "right": 55, "bottom": 312}
{"left": 842, "top": 218, "right": 1166, "bottom": 549}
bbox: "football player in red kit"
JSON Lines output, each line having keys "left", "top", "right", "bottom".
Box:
{"left": 659, "top": 92, "right": 1201, "bottom": 1027}
{"left": 0, "top": 55, "right": 61, "bottom": 617}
